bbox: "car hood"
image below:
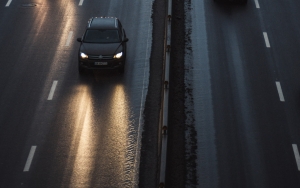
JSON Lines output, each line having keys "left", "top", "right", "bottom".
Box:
{"left": 80, "top": 42, "right": 123, "bottom": 55}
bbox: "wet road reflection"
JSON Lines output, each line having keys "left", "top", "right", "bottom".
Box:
{"left": 69, "top": 85, "right": 95, "bottom": 187}
{"left": 57, "top": 80, "right": 133, "bottom": 187}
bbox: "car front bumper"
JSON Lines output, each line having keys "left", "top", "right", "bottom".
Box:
{"left": 79, "top": 58, "right": 125, "bottom": 70}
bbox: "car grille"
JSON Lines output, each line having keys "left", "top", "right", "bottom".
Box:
{"left": 88, "top": 55, "right": 113, "bottom": 60}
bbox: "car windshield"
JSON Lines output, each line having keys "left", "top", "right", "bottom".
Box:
{"left": 83, "top": 29, "right": 120, "bottom": 43}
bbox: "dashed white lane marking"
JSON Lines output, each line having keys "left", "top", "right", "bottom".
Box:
{"left": 47, "top": 80, "right": 58, "bottom": 100}
{"left": 292, "top": 144, "right": 300, "bottom": 171}
{"left": 275, "top": 81, "right": 285, "bottom": 102}
{"left": 5, "top": 0, "right": 12, "bottom": 7}
{"left": 254, "top": 0, "right": 260, "bottom": 8}
{"left": 263, "top": 32, "right": 271, "bottom": 48}
{"left": 65, "top": 31, "right": 73, "bottom": 46}
{"left": 79, "top": 0, "right": 84, "bottom": 6}
{"left": 23, "top": 146, "right": 37, "bottom": 172}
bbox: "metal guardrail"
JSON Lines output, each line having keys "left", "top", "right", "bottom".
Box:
{"left": 159, "top": 0, "right": 172, "bottom": 187}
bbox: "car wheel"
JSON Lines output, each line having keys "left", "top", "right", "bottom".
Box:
{"left": 118, "top": 66, "right": 125, "bottom": 73}
{"left": 78, "top": 65, "right": 84, "bottom": 74}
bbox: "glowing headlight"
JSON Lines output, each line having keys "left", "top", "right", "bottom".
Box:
{"left": 114, "top": 52, "right": 123, "bottom": 59}
{"left": 80, "top": 52, "right": 88, "bottom": 59}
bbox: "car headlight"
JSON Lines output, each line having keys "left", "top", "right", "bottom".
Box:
{"left": 80, "top": 52, "right": 88, "bottom": 59}
{"left": 114, "top": 52, "right": 123, "bottom": 59}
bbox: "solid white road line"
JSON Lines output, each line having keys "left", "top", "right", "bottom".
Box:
{"left": 275, "top": 81, "right": 285, "bottom": 102}
{"left": 65, "top": 31, "right": 73, "bottom": 46}
{"left": 263, "top": 32, "right": 271, "bottom": 48}
{"left": 5, "top": 0, "right": 12, "bottom": 7}
{"left": 254, "top": 0, "right": 260, "bottom": 8}
{"left": 23, "top": 146, "right": 37, "bottom": 172}
{"left": 79, "top": 0, "right": 84, "bottom": 6}
{"left": 47, "top": 80, "right": 58, "bottom": 100}
{"left": 292, "top": 144, "right": 300, "bottom": 171}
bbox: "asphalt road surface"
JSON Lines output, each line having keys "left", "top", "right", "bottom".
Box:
{"left": 166, "top": 0, "right": 300, "bottom": 187}
{"left": 0, "top": 0, "right": 154, "bottom": 187}
{"left": 2, "top": 0, "right": 300, "bottom": 187}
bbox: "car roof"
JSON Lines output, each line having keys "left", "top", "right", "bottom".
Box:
{"left": 88, "top": 17, "right": 119, "bottom": 30}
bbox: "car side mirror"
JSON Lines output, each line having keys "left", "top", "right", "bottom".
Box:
{"left": 123, "top": 38, "right": 129, "bottom": 43}
{"left": 77, "top": 38, "right": 82, "bottom": 42}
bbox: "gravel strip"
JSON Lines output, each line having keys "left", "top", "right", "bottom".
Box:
{"left": 138, "top": 0, "right": 166, "bottom": 187}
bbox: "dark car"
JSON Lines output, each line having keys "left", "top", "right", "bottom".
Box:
{"left": 214, "top": 0, "right": 247, "bottom": 5}
{"left": 77, "top": 17, "right": 128, "bottom": 73}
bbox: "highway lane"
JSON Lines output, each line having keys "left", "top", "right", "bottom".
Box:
{"left": 259, "top": 0, "right": 300, "bottom": 143}
{"left": 0, "top": 0, "right": 153, "bottom": 187}
{"left": 205, "top": 1, "right": 297, "bottom": 187}
{"left": 166, "top": 0, "right": 300, "bottom": 187}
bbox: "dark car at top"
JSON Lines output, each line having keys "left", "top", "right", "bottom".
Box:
{"left": 214, "top": 0, "right": 247, "bottom": 5}
{"left": 77, "top": 17, "right": 128, "bottom": 73}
